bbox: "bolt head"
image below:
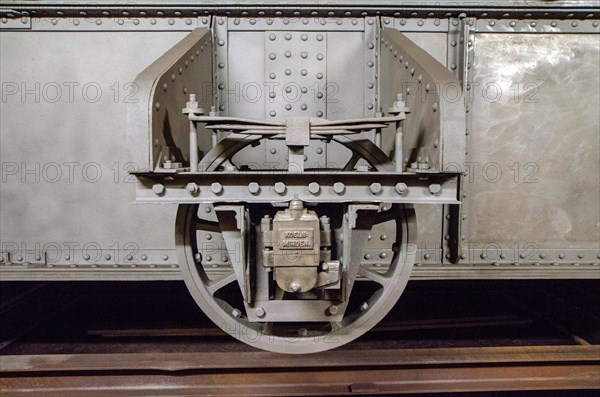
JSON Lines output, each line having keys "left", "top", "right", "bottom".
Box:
{"left": 321, "top": 262, "right": 329, "bottom": 272}
{"left": 274, "top": 182, "right": 286, "bottom": 194}
{"left": 333, "top": 182, "right": 345, "bottom": 194}
{"left": 255, "top": 307, "right": 266, "bottom": 318}
{"left": 248, "top": 182, "right": 260, "bottom": 194}
{"left": 152, "top": 183, "right": 165, "bottom": 195}
{"left": 211, "top": 182, "right": 223, "bottom": 194}
{"left": 308, "top": 182, "right": 320, "bottom": 194}
{"left": 369, "top": 182, "right": 383, "bottom": 194}
{"left": 428, "top": 183, "right": 442, "bottom": 195}
{"left": 328, "top": 305, "right": 339, "bottom": 315}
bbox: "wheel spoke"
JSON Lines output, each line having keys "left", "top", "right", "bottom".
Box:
{"left": 206, "top": 272, "right": 237, "bottom": 296}
{"left": 357, "top": 265, "right": 389, "bottom": 286}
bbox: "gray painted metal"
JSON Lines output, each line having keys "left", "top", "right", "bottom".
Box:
{"left": 1, "top": 5, "right": 599, "bottom": 288}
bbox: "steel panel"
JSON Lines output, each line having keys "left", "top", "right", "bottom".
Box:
{"left": 466, "top": 34, "right": 600, "bottom": 253}
{"left": 0, "top": 32, "right": 188, "bottom": 269}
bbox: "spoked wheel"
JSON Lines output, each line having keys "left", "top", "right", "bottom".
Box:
{"left": 177, "top": 202, "right": 416, "bottom": 354}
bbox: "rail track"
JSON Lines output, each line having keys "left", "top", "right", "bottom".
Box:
{"left": 0, "top": 280, "right": 599, "bottom": 396}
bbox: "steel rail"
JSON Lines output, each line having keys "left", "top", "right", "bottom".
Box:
{"left": 1, "top": 345, "right": 598, "bottom": 396}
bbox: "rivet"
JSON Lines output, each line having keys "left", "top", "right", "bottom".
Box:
{"left": 218, "top": 62, "right": 225, "bottom": 68}
{"left": 316, "top": 111, "right": 323, "bottom": 117}
{"left": 317, "top": 34, "right": 324, "bottom": 41}
{"left": 379, "top": 252, "right": 388, "bottom": 259}
{"left": 211, "top": 182, "right": 223, "bottom": 194}
{"left": 274, "top": 182, "right": 286, "bottom": 194}
{"left": 593, "top": 21, "right": 599, "bottom": 27}
{"left": 519, "top": 253, "right": 526, "bottom": 259}
{"left": 284, "top": 51, "right": 292, "bottom": 58}
{"left": 248, "top": 182, "right": 260, "bottom": 194}
{"left": 269, "top": 73, "right": 276, "bottom": 79}
{"left": 285, "top": 86, "right": 292, "bottom": 93}
{"left": 141, "top": 254, "right": 148, "bottom": 261}
{"left": 317, "top": 54, "right": 324, "bottom": 61}
{"left": 301, "top": 69, "right": 308, "bottom": 76}
{"left": 270, "top": 110, "right": 276, "bottom": 117}
{"left": 269, "top": 53, "right": 276, "bottom": 60}
{"left": 578, "top": 253, "right": 584, "bottom": 259}
{"left": 96, "top": 19, "right": 102, "bottom": 25}
{"left": 333, "top": 182, "right": 345, "bottom": 194}
{"left": 571, "top": 21, "right": 579, "bottom": 27}
{"left": 380, "top": 234, "right": 388, "bottom": 241}
{"left": 452, "top": 20, "right": 459, "bottom": 26}
{"left": 417, "top": 20, "right": 424, "bottom": 26}
{"left": 551, "top": 21, "right": 558, "bottom": 27}
{"left": 530, "top": 21, "right": 537, "bottom": 27}
{"left": 500, "top": 253, "right": 506, "bottom": 259}
{"left": 301, "top": 52, "right": 308, "bottom": 59}
{"left": 432, "top": 102, "right": 438, "bottom": 112}
{"left": 168, "top": 19, "right": 175, "bottom": 26}
{"left": 73, "top": 20, "right": 80, "bottom": 26}
{"left": 424, "top": 253, "right": 431, "bottom": 260}
{"left": 559, "top": 253, "right": 565, "bottom": 259}
{"left": 269, "top": 91, "right": 276, "bottom": 99}
{"left": 308, "top": 182, "right": 320, "bottom": 194}
{"left": 367, "top": 19, "right": 374, "bottom": 25}
{"left": 316, "top": 73, "right": 323, "bottom": 79}
{"left": 316, "top": 147, "right": 323, "bottom": 154}
{"left": 510, "top": 21, "right": 516, "bottom": 27}
{"left": 300, "top": 33, "right": 308, "bottom": 41}
{"left": 65, "top": 254, "right": 71, "bottom": 260}
{"left": 367, "top": 61, "right": 374, "bottom": 67}
{"left": 285, "top": 33, "right": 292, "bottom": 40}
{"left": 301, "top": 87, "right": 308, "bottom": 93}
{"left": 367, "top": 43, "right": 374, "bottom": 49}
{"left": 105, "top": 254, "right": 111, "bottom": 260}
{"left": 352, "top": 19, "right": 358, "bottom": 25}
{"left": 269, "top": 33, "right": 276, "bottom": 41}
{"left": 367, "top": 103, "right": 374, "bottom": 110}
{"left": 364, "top": 253, "right": 372, "bottom": 259}
{"left": 270, "top": 148, "right": 277, "bottom": 154}
{"left": 222, "top": 256, "right": 228, "bottom": 262}
{"left": 369, "top": 182, "right": 382, "bottom": 194}
{"left": 450, "top": 40, "right": 457, "bottom": 47}
{"left": 480, "top": 253, "right": 487, "bottom": 260}
{"left": 218, "top": 18, "right": 225, "bottom": 25}
{"left": 316, "top": 92, "right": 323, "bottom": 99}
{"left": 231, "top": 308, "right": 242, "bottom": 318}
{"left": 285, "top": 104, "right": 292, "bottom": 111}
{"left": 206, "top": 233, "right": 212, "bottom": 240}
{"left": 327, "top": 305, "right": 339, "bottom": 315}
{"left": 368, "top": 83, "right": 374, "bottom": 89}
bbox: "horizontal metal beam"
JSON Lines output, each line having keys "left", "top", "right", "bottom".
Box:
{"left": 134, "top": 171, "right": 460, "bottom": 204}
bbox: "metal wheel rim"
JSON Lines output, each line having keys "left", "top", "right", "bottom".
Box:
{"left": 177, "top": 203, "right": 417, "bottom": 354}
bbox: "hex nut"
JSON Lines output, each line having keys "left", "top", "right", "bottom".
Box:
{"left": 255, "top": 307, "right": 266, "bottom": 318}
{"left": 211, "top": 182, "right": 223, "bottom": 194}
{"left": 333, "top": 182, "right": 345, "bottom": 194}
{"left": 369, "top": 182, "right": 382, "bottom": 194}
{"left": 428, "top": 183, "right": 442, "bottom": 195}
{"left": 152, "top": 183, "right": 165, "bottom": 195}
{"left": 308, "top": 182, "right": 320, "bottom": 194}
{"left": 274, "top": 182, "right": 286, "bottom": 194}
{"left": 248, "top": 182, "right": 260, "bottom": 194}
{"left": 395, "top": 182, "right": 408, "bottom": 194}
{"left": 186, "top": 182, "right": 199, "bottom": 194}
